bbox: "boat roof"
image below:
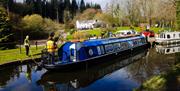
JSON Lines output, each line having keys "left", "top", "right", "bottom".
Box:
{"left": 82, "top": 36, "right": 144, "bottom": 46}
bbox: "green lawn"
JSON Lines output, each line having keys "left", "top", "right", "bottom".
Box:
{"left": 0, "top": 46, "right": 46, "bottom": 65}
{"left": 80, "top": 28, "right": 102, "bottom": 36}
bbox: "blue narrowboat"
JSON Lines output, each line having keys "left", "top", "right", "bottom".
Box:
{"left": 41, "top": 36, "right": 148, "bottom": 70}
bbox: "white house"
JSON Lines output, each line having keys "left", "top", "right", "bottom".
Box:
{"left": 76, "top": 20, "right": 101, "bottom": 30}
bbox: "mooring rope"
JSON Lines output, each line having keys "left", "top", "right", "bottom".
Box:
{"left": 29, "top": 49, "right": 42, "bottom": 67}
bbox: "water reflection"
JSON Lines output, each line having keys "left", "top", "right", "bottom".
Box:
{"left": 0, "top": 47, "right": 179, "bottom": 91}
{"left": 156, "top": 44, "right": 180, "bottom": 54}
{"left": 0, "top": 64, "right": 46, "bottom": 91}
{"left": 127, "top": 47, "right": 179, "bottom": 84}
{"left": 37, "top": 50, "right": 148, "bottom": 91}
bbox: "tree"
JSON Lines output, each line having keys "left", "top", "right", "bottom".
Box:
{"left": 64, "top": 0, "right": 71, "bottom": 10}
{"left": 71, "top": 0, "right": 78, "bottom": 18}
{"left": 80, "top": 0, "right": 85, "bottom": 13}
{"left": 78, "top": 8, "right": 100, "bottom": 20}
{"left": 22, "top": 14, "right": 45, "bottom": 39}
{"left": 58, "top": 0, "right": 65, "bottom": 23}
{"left": 0, "top": 7, "right": 15, "bottom": 49}
{"left": 177, "top": 0, "right": 180, "bottom": 30}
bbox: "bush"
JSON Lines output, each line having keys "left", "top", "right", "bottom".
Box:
{"left": 21, "top": 14, "right": 63, "bottom": 39}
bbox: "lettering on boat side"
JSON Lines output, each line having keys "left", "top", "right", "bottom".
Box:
{"left": 89, "top": 49, "right": 93, "bottom": 56}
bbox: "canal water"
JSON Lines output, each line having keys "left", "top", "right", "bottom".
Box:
{"left": 0, "top": 45, "right": 179, "bottom": 91}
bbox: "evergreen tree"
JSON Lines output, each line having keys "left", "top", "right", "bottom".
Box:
{"left": 71, "top": 0, "right": 78, "bottom": 18}
{"left": 0, "top": 7, "right": 15, "bottom": 49}
{"left": 80, "top": 0, "right": 85, "bottom": 13}
{"left": 32, "top": 0, "right": 42, "bottom": 15}
{"left": 25, "top": 0, "right": 33, "bottom": 5}
{"left": 58, "top": 0, "right": 65, "bottom": 22}
{"left": 64, "top": 0, "right": 71, "bottom": 10}
{"left": 41, "top": 0, "right": 47, "bottom": 17}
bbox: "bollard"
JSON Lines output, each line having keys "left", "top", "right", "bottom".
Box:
{"left": 35, "top": 41, "right": 37, "bottom": 50}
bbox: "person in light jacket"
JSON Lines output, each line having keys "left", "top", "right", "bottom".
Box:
{"left": 24, "top": 35, "right": 30, "bottom": 56}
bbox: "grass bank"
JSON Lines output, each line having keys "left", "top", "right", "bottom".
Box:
{"left": 0, "top": 46, "right": 45, "bottom": 65}
{"left": 134, "top": 63, "right": 180, "bottom": 91}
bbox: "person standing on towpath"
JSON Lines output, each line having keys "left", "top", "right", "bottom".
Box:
{"left": 24, "top": 35, "right": 30, "bottom": 56}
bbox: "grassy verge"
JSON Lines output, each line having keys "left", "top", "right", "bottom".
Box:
{"left": 0, "top": 46, "right": 46, "bottom": 65}
{"left": 134, "top": 64, "right": 180, "bottom": 91}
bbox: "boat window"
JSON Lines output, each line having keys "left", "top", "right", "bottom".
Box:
{"left": 113, "top": 43, "right": 121, "bottom": 51}
{"left": 121, "top": 42, "right": 129, "bottom": 49}
{"left": 160, "top": 34, "right": 163, "bottom": 38}
{"left": 167, "top": 35, "right": 170, "bottom": 38}
{"left": 179, "top": 34, "right": 180, "bottom": 37}
{"left": 101, "top": 46, "right": 105, "bottom": 54}
{"left": 173, "top": 34, "right": 176, "bottom": 38}
{"left": 127, "top": 32, "right": 131, "bottom": 35}
{"left": 166, "top": 49, "right": 170, "bottom": 53}
{"left": 70, "top": 49, "right": 74, "bottom": 56}
{"left": 97, "top": 46, "right": 101, "bottom": 55}
{"left": 164, "top": 34, "right": 165, "bottom": 38}
{"left": 105, "top": 44, "right": 114, "bottom": 53}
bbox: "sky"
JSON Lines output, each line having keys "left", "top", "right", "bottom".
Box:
{"left": 15, "top": 0, "right": 111, "bottom": 10}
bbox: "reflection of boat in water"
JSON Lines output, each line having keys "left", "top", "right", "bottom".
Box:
{"left": 156, "top": 44, "right": 180, "bottom": 54}
{"left": 41, "top": 36, "right": 147, "bottom": 70}
{"left": 37, "top": 50, "right": 148, "bottom": 90}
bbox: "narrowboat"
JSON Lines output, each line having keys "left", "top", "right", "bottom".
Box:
{"left": 41, "top": 36, "right": 148, "bottom": 70}
{"left": 156, "top": 32, "right": 180, "bottom": 45}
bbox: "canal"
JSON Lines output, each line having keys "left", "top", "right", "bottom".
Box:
{"left": 0, "top": 45, "right": 179, "bottom": 91}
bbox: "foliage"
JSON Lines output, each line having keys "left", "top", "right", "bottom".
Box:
{"left": 72, "top": 31, "right": 89, "bottom": 41}
{"left": 105, "top": 0, "right": 176, "bottom": 29}
{"left": 95, "top": 13, "right": 119, "bottom": 27}
{"left": 21, "top": 14, "right": 63, "bottom": 39}
{"left": 2, "top": 0, "right": 101, "bottom": 23}
{"left": 80, "top": 0, "right": 86, "bottom": 13}
{"left": 78, "top": 8, "right": 101, "bottom": 20}
{"left": 22, "top": 14, "right": 43, "bottom": 31}
{"left": 0, "top": 7, "right": 15, "bottom": 49}
{"left": 177, "top": 1, "right": 180, "bottom": 30}
{"left": 135, "top": 63, "right": 180, "bottom": 91}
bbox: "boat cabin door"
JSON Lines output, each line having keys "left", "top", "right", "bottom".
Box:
{"left": 70, "top": 43, "right": 77, "bottom": 62}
